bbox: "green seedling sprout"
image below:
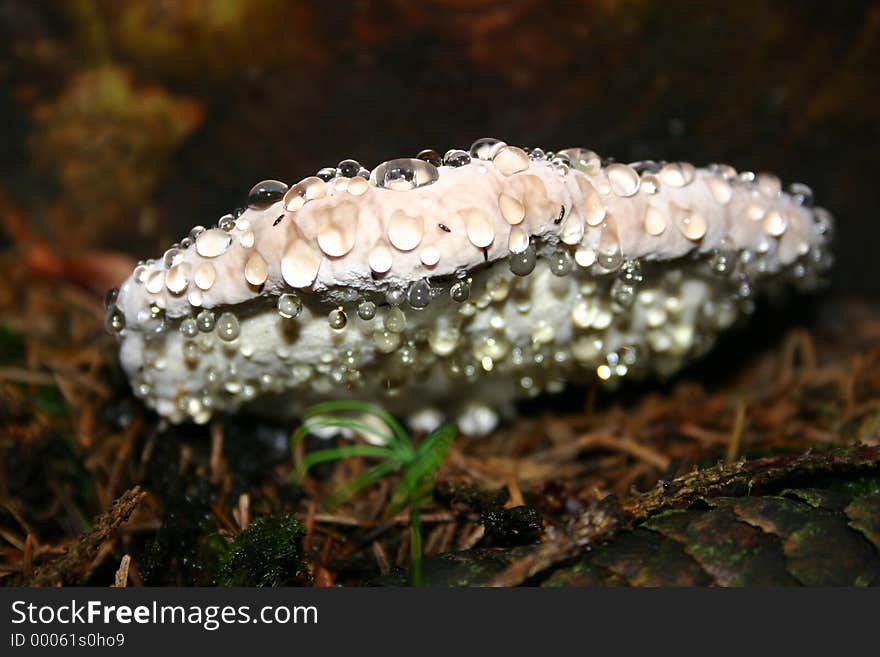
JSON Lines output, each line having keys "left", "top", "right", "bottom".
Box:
{"left": 290, "top": 401, "right": 456, "bottom": 586}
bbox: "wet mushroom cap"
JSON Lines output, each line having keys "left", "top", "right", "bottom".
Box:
{"left": 107, "top": 141, "right": 833, "bottom": 434}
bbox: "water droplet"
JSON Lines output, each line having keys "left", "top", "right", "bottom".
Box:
{"left": 219, "top": 214, "right": 235, "bottom": 231}
{"left": 368, "top": 240, "right": 394, "bottom": 273}
{"left": 672, "top": 204, "right": 708, "bottom": 240}
{"left": 461, "top": 208, "right": 494, "bottom": 248}
{"left": 196, "top": 229, "right": 232, "bottom": 258}
{"left": 104, "top": 287, "right": 118, "bottom": 309}
{"left": 756, "top": 173, "right": 781, "bottom": 198}
{"left": 611, "top": 279, "right": 635, "bottom": 307}
{"left": 498, "top": 193, "right": 525, "bottom": 225}
{"left": 336, "top": 159, "right": 361, "bottom": 178}
{"left": 179, "top": 317, "right": 198, "bottom": 338}
{"left": 163, "top": 248, "right": 182, "bottom": 269}
{"left": 442, "top": 149, "right": 471, "bottom": 167}
{"left": 407, "top": 279, "right": 431, "bottom": 309}
{"left": 216, "top": 312, "right": 240, "bottom": 341}
{"left": 104, "top": 306, "right": 125, "bottom": 333}
{"left": 416, "top": 149, "right": 442, "bottom": 167}
{"left": 374, "top": 329, "right": 401, "bottom": 353}
{"left": 281, "top": 240, "right": 321, "bottom": 288}
{"left": 549, "top": 250, "right": 573, "bottom": 276}
{"left": 247, "top": 179, "right": 289, "bottom": 210}
{"left": 165, "top": 263, "right": 191, "bottom": 294}
{"left": 470, "top": 137, "right": 507, "bottom": 160}
{"left": 385, "top": 288, "right": 405, "bottom": 306}
{"left": 328, "top": 307, "right": 347, "bottom": 330}
{"left": 557, "top": 148, "right": 601, "bottom": 175}
{"left": 450, "top": 280, "right": 470, "bottom": 302}
{"left": 788, "top": 182, "right": 814, "bottom": 207}
{"left": 194, "top": 262, "right": 216, "bottom": 290}
{"left": 659, "top": 162, "right": 696, "bottom": 187}
{"left": 196, "top": 309, "right": 216, "bottom": 332}
{"left": 763, "top": 209, "right": 788, "bottom": 237}
{"left": 597, "top": 218, "right": 623, "bottom": 271}
{"left": 370, "top": 158, "right": 439, "bottom": 191}
{"left": 492, "top": 146, "right": 529, "bottom": 175}
{"left": 606, "top": 163, "right": 640, "bottom": 197}
{"left": 575, "top": 245, "right": 596, "bottom": 267}
{"left": 509, "top": 242, "right": 537, "bottom": 276}
{"left": 388, "top": 211, "right": 424, "bottom": 251}
{"left": 316, "top": 167, "right": 336, "bottom": 181}
{"left": 385, "top": 306, "right": 406, "bottom": 332}
{"left": 283, "top": 176, "right": 326, "bottom": 211}
{"left": 357, "top": 300, "right": 377, "bottom": 320}
{"left": 277, "top": 293, "right": 302, "bottom": 318}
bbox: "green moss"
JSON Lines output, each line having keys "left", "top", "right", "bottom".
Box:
{"left": 216, "top": 514, "right": 311, "bottom": 587}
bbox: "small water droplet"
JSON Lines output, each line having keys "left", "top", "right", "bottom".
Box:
{"left": 407, "top": 279, "right": 431, "bottom": 309}
{"left": 328, "top": 307, "right": 347, "bottom": 330}
{"left": 196, "top": 309, "right": 216, "bottom": 332}
{"left": 216, "top": 312, "right": 241, "bottom": 341}
{"left": 179, "top": 317, "right": 198, "bottom": 338}
{"left": 450, "top": 280, "right": 470, "bottom": 303}
{"left": 385, "top": 306, "right": 406, "bottom": 333}
{"left": 104, "top": 287, "right": 118, "bottom": 309}
{"left": 549, "top": 250, "right": 573, "bottom": 276}
{"left": 442, "top": 149, "right": 471, "bottom": 167}
{"left": 336, "top": 159, "right": 361, "bottom": 178}
{"left": 277, "top": 293, "right": 303, "bottom": 319}
{"left": 316, "top": 167, "right": 336, "bottom": 182}
{"left": 416, "top": 149, "right": 442, "bottom": 167}
{"left": 104, "top": 306, "right": 125, "bottom": 333}
{"left": 357, "top": 300, "right": 377, "bottom": 320}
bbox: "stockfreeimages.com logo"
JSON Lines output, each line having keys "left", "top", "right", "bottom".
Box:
{"left": 11, "top": 600, "right": 317, "bottom": 631}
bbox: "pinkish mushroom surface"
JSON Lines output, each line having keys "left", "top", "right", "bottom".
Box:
{"left": 106, "top": 139, "right": 833, "bottom": 434}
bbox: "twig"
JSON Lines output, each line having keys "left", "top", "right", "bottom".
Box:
{"left": 113, "top": 555, "right": 130, "bottom": 587}
{"left": 29, "top": 487, "right": 146, "bottom": 587}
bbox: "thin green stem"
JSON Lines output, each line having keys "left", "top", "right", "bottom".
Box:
{"left": 301, "top": 401, "right": 410, "bottom": 446}
{"left": 291, "top": 445, "right": 394, "bottom": 483}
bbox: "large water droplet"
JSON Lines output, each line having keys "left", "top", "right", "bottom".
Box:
{"left": 470, "top": 137, "right": 507, "bottom": 160}
{"left": 370, "top": 158, "right": 439, "bottom": 191}
{"left": 196, "top": 229, "right": 232, "bottom": 258}
{"left": 283, "top": 177, "right": 326, "bottom": 212}
{"left": 248, "top": 180, "right": 289, "bottom": 210}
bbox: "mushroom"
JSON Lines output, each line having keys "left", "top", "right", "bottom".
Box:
{"left": 106, "top": 139, "right": 833, "bottom": 434}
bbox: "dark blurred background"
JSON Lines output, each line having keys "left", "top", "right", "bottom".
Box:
{"left": 0, "top": 0, "right": 877, "bottom": 297}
